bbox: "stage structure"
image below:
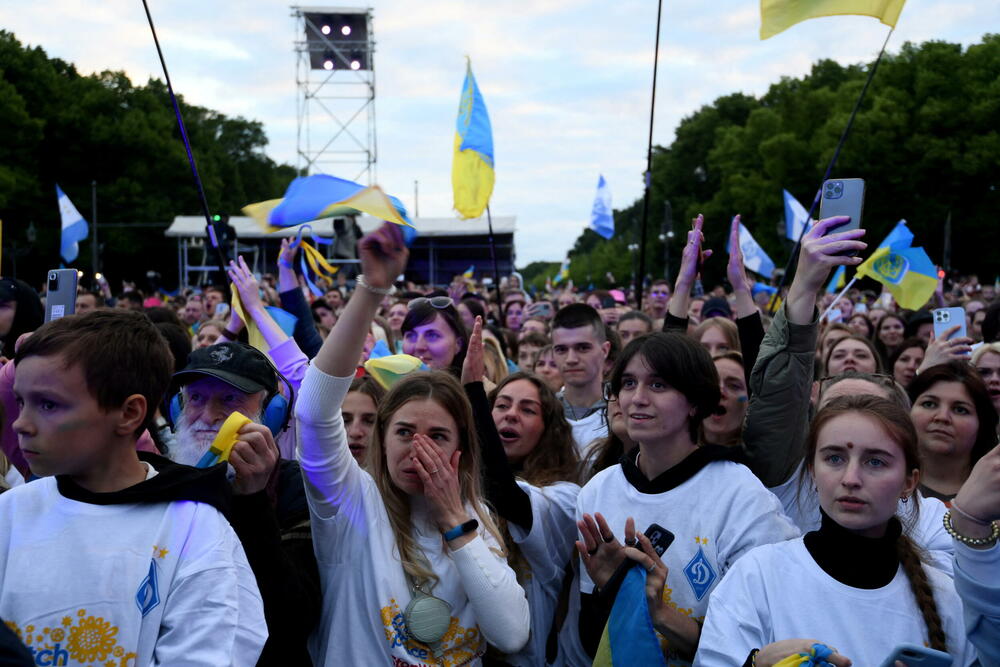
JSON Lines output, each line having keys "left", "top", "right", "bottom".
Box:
{"left": 165, "top": 215, "right": 516, "bottom": 288}
{"left": 292, "top": 6, "right": 377, "bottom": 183}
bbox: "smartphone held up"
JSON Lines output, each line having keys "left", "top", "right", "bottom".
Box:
{"left": 819, "top": 178, "right": 866, "bottom": 256}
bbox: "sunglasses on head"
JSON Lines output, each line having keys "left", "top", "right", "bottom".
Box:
{"left": 408, "top": 296, "right": 454, "bottom": 311}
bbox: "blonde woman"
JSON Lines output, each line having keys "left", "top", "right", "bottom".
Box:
{"left": 295, "top": 223, "right": 529, "bottom": 666}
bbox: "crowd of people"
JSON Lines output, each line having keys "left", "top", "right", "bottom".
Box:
{"left": 0, "top": 213, "right": 997, "bottom": 666}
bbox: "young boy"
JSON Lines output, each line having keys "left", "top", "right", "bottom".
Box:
{"left": 1, "top": 310, "right": 266, "bottom": 665}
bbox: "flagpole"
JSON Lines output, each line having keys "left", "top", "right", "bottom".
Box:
{"left": 635, "top": 0, "right": 664, "bottom": 313}
{"left": 140, "top": 0, "right": 228, "bottom": 279}
{"left": 485, "top": 205, "right": 502, "bottom": 316}
{"left": 768, "top": 27, "right": 895, "bottom": 315}
{"left": 820, "top": 276, "right": 858, "bottom": 321}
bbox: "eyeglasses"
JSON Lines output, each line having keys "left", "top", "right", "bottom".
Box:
{"left": 602, "top": 382, "right": 616, "bottom": 402}
{"left": 408, "top": 296, "right": 454, "bottom": 311}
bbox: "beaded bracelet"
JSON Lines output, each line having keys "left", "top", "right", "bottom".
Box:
{"left": 943, "top": 510, "right": 1000, "bottom": 547}
{"left": 356, "top": 274, "right": 396, "bottom": 297}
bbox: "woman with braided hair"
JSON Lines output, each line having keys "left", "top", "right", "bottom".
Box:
{"left": 695, "top": 395, "right": 981, "bottom": 666}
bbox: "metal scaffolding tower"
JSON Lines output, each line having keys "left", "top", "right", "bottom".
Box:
{"left": 292, "top": 6, "right": 376, "bottom": 183}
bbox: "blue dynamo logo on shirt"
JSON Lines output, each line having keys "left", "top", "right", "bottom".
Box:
{"left": 683, "top": 546, "right": 717, "bottom": 600}
{"left": 135, "top": 559, "right": 160, "bottom": 617}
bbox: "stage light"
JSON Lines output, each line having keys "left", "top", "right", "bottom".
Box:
{"left": 341, "top": 25, "right": 351, "bottom": 35}
{"left": 321, "top": 24, "right": 332, "bottom": 35}
{"left": 323, "top": 50, "right": 335, "bottom": 70}
{"left": 323, "top": 59, "right": 334, "bottom": 70}
{"left": 350, "top": 59, "right": 361, "bottom": 70}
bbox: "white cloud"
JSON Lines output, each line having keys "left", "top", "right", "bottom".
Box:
{"left": 0, "top": 0, "right": 996, "bottom": 266}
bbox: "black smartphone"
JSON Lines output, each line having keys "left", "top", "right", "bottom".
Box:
{"left": 599, "top": 523, "right": 675, "bottom": 598}
{"left": 818, "top": 178, "right": 865, "bottom": 256}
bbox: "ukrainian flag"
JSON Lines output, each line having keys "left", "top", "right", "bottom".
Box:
{"left": 592, "top": 567, "right": 666, "bottom": 667}
{"left": 553, "top": 257, "right": 570, "bottom": 284}
{"left": 243, "top": 174, "right": 412, "bottom": 232}
{"left": 452, "top": 59, "right": 495, "bottom": 219}
{"left": 761, "top": 0, "right": 907, "bottom": 39}
{"left": 462, "top": 265, "right": 475, "bottom": 279}
{"left": 855, "top": 241, "right": 937, "bottom": 310}
{"left": 825, "top": 265, "right": 846, "bottom": 293}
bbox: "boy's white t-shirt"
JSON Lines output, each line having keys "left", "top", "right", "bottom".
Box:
{"left": 568, "top": 411, "right": 607, "bottom": 457}
{"left": 577, "top": 457, "right": 800, "bottom": 666}
{"left": 0, "top": 476, "right": 266, "bottom": 666}
{"left": 695, "top": 539, "right": 976, "bottom": 667}
{"left": 506, "top": 480, "right": 580, "bottom": 667}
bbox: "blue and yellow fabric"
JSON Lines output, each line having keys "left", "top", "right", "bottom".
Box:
{"left": 592, "top": 566, "right": 666, "bottom": 667}
{"left": 773, "top": 643, "right": 836, "bottom": 666}
{"left": 855, "top": 220, "right": 936, "bottom": 310}
{"left": 452, "top": 58, "right": 494, "bottom": 220}
{"left": 196, "top": 411, "right": 251, "bottom": 468}
{"left": 243, "top": 174, "right": 413, "bottom": 231}
{"left": 761, "top": 0, "right": 907, "bottom": 39}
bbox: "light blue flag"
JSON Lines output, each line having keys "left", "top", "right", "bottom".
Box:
{"left": 56, "top": 185, "right": 89, "bottom": 264}
{"left": 735, "top": 222, "right": 776, "bottom": 278}
{"left": 783, "top": 189, "right": 812, "bottom": 241}
{"left": 590, "top": 175, "right": 614, "bottom": 240}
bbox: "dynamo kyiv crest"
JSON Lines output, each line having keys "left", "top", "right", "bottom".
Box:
{"left": 683, "top": 546, "right": 717, "bottom": 600}
{"left": 872, "top": 252, "right": 910, "bottom": 285}
{"left": 136, "top": 559, "right": 161, "bottom": 617}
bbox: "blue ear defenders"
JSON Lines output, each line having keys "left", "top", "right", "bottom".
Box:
{"left": 164, "top": 356, "right": 295, "bottom": 437}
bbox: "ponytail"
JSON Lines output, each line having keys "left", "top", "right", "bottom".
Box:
{"left": 895, "top": 533, "right": 947, "bottom": 651}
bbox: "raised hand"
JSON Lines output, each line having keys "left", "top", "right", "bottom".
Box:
{"left": 951, "top": 443, "right": 1000, "bottom": 542}
{"left": 229, "top": 422, "right": 280, "bottom": 496}
{"left": 669, "top": 214, "right": 713, "bottom": 320}
{"left": 786, "top": 216, "right": 866, "bottom": 325}
{"left": 727, "top": 214, "right": 754, "bottom": 294}
{"left": 358, "top": 223, "right": 409, "bottom": 290}
{"left": 575, "top": 513, "right": 631, "bottom": 589}
{"left": 918, "top": 325, "right": 973, "bottom": 373}
{"left": 228, "top": 256, "right": 264, "bottom": 311}
{"left": 460, "top": 316, "right": 485, "bottom": 386}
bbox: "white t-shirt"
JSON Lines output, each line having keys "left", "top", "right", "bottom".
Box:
{"left": 507, "top": 481, "right": 580, "bottom": 667}
{"left": 568, "top": 410, "right": 607, "bottom": 457}
{"left": 295, "top": 367, "right": 530, "bottom": 667}
{"left": 577, "top": 457, "right": 800, "bottom": 666}
{"left": 769, "top": 466, "right": 954, "bottom": 575}
{"left": 694, "top": 539, "right": 976, "bottom": 666}
{"left": 0, "top": 476, "right": 266, "bottom": 666}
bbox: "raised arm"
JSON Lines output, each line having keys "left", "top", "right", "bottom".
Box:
{"left": 276, "top": 238, "right": 324, "bottom": 359}
{"left": 666, "top": 214, "right": 712, "bottom": 325}
{"left": 742, "top": 217, "right": 865, "bottom": 487}
{"left": 461, "top": 316, "right": 533, "bottom": 530}
{"left": 727, "top": 215, "right": 766, "bottom": 388}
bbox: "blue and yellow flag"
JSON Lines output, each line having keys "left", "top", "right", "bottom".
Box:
{"left": 593, "top": 567, "right": 666, "bottom": 667}
{"left": 826, "top": 265, "right": 847, "bottom": 293}
{"left": 773, "top": 643, "right": 836, "bottom": 666}
{"left": 462, "top": 265, "right": 475, "bottom": 279}
{"left": 761, "top": 0, "right": 907, "bottom": 39}
{"left": 243, "top": 174, "right": 412, "bottom": 232}
{"left": 855, "top": 238, "right": 937, "bottom": 310}
{"left": 553, "top": 257, "right": 570, "bottom": 284}
{"left": 452, "top": 59, "right": 495, "bottom": 219}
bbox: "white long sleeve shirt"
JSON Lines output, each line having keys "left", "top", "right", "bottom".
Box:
{"left": 295, "top": 366, "right": 530, "bottom": 666}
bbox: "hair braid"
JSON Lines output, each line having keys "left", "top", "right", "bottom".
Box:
{"left": 896, "top": 533, "right": 947, "bottom": 651}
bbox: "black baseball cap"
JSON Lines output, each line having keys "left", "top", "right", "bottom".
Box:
{"left": 0, "top": 278, "right": 19, "bottom": 303}
{"left": 702, "top": 297, "right": 733, "bottom": 319}
{"left": 171, "top": 342, "right": 277, "bottom": 395}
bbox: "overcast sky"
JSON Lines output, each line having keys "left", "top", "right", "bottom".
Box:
{"left": 0, "top": 0, "right": 994, "bottom": 265}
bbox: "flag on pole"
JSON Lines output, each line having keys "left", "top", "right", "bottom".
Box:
{"left": 452, "top": 59, "right": 495, "bottom": 219}
{"left": 855, "top": 225, "right": 937, "bottom": 310}
{"left": 56, "top": 185, "right": 89, "bottom": 264}
{"left": 462, "top": 265, "right": 475, "bottom": 279}
{"left": 735, "top": 222, "right": 776, "bottom": 278}
{"left": 590, "top": 175, "right": 614, "bottom": 240}
{"left": 783, "top": 189, "right": 813, "bottom": 241}
{"left": 243, "top": 175, "right": 412, "bottom": 231}
{"left": 760, "top": 0, "right": 907, "bottom": 39}
{"left": 553, "top": 257, "right": 570, "bottom": 284}
{"left": 826, "top": 265, "right": 847, "bottom": 293}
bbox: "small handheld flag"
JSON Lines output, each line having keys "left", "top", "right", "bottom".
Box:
{"left": 734, "top": 222, "right": 776, "bottom": 278}
{"left": 592, "top": 566, "right": 667, "bottom": 667}
{"left": 364, "top": 354, "right": 427, "bottom": 391}
{"left": 56, "top": 185, "right": 89, "bottom": 264}
{"left": 590, "top": 175, "right": 614, "bottom": 240}
{"left": 855, "top": 222, "right": 937, "bottom": 310}
{"left": 783, "top": 189, "right": 812, "bottom": 241}
{"left": 826, "top": 265, "right": 847, "bottom": 293}
{"left": 553, "top": 257, "right": 571, "bottom": 284}
{"left": 196, "top": 411, "right": 251, "bottom": 468}
{"left": 452, "top": 59, "right": 495, "bottom": 219}
{"left": 772, "top": 642, "right": 836, "bottom": 666}
{"left": 761, "top": 0, "right": 907, "bottom": 39}
{"left": 462, "top": 265, "right": 475, "bottom": 279}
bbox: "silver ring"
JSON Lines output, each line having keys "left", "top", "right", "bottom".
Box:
{"left": 625, "top": 537, "right": 638, "bottom": 547}
{"left": 429, "top": 468, "right": 439, "bottom": 474}
{"left": 645, "top": 562, "right": 656, "bottom": 572}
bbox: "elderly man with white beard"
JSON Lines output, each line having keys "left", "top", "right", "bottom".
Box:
{"left": 168, "top": 341, "right": 320, "bottom": 666}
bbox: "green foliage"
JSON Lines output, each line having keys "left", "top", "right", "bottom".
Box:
{"left": 0, "top": 31, "right": 297, "bottom": 287}
{"left": 564, "top": 35, "right": 1000, "bottom": 289}
{"left": 518, "top": 260, "right": 561, "bottom": 291}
